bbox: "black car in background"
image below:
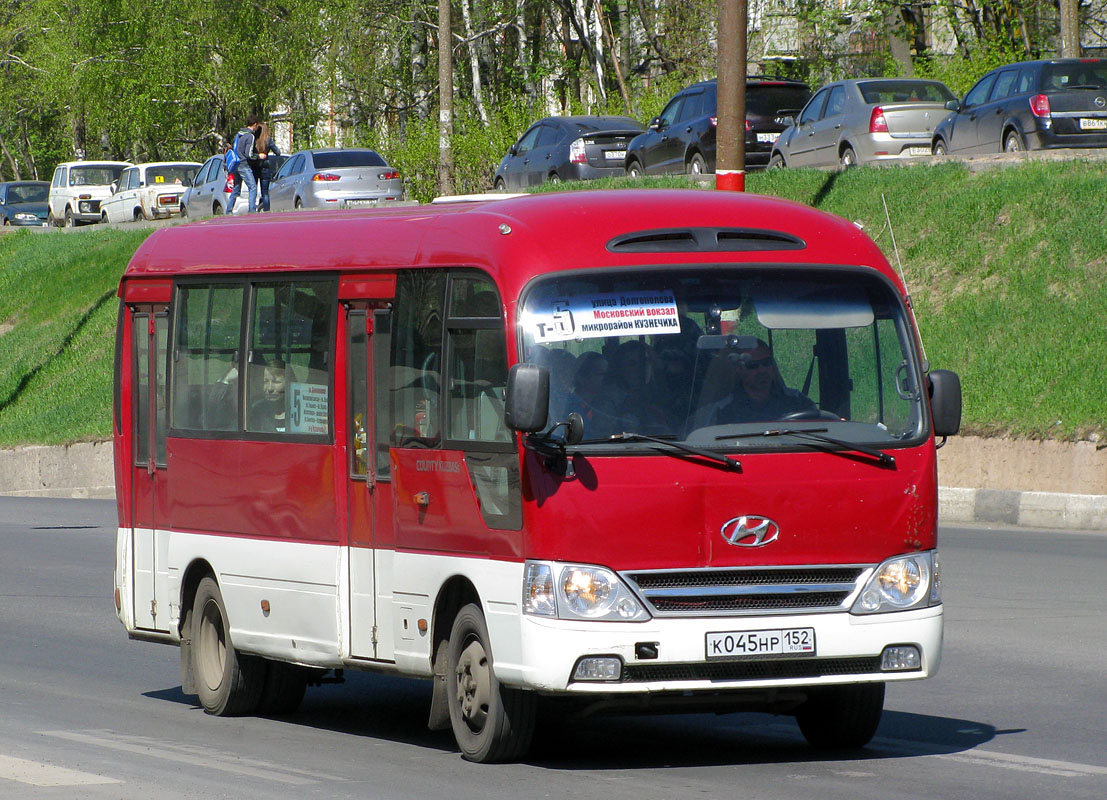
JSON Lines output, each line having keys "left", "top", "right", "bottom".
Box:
{"left": 932, "top": 58, "right": 1107, "bottom": 154}
{"left": 494, "top": 115, "right": 645, "bottom": 190}
{"left": 0, "top": 180, "right": 49, "bottom": 226}
{"left": 624, "top": 77, "right": 811, "bottom": 175}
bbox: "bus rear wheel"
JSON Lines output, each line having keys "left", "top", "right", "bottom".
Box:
{"left": 191, "top": 576, "right": 266, "bottom": 716}
{"left": 446, "top": 603, "right": 536, "bottom": 762}
{"left": 257, "top": 661, "right": 310, "bottom": 715}
{"left": 796, "top": 682, "right": 884, "bottom": 749}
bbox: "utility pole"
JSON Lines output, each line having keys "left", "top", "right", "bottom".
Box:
{"left": 438, "top": 0, "right": 455, "bottom": 196}
{"left": 716, "top": 0, "right": 747, "bottom": 192}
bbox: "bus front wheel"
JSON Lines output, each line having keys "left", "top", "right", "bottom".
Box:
{"left": 191, "top": 576, "right": 266, "bottom": 716}
{"left": 446, "top": 603, "right": 536, "bottom": 762}
{"left": 796, "top": 682, "right": 884, "bottom": 749}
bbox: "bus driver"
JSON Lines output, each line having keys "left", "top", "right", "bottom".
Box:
{"left": 703, "top": 338, "right": 816, "bottom": 424}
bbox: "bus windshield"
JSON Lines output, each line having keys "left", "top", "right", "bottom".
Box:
{"left": 519, "top": 267, "right": 925, "bottom": 448}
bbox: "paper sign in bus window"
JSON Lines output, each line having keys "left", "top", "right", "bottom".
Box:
{"left": 289, "top": 383, "right": 329, "bottom": 434}
{"left": 531, "top": 291, "right": 680, "bottom": 342}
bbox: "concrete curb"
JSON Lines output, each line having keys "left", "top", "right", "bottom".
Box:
{"left": 2, "top": 443, "right": 1105, "bottom": 531}
{"left": 939, "top": 487, "right": 1107, "bottom": 531}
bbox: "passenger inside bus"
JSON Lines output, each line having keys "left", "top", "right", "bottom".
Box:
{"left": 248, "top": 358, "right": 290, "bottom": 433}
{"left": 697, "top": 338, "right": 816, "bottom": 425}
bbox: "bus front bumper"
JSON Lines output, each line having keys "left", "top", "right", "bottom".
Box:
{"left": 499, "top": 605, "right": 942, "bottom": 695}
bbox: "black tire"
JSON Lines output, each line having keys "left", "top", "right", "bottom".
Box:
{"left": 446, "top": 603, "right": 536, "bottom": 763}
{"left": 1004, "top": 131, "right": 1024, "bottom": 153}
{"left": 257, "top": 661, "right": 309, "bottom": 716}
{"left": 64, "top": 207, "right": 75, "bottom": 228}
{"left": 626, "top": 160, "right": 643, "bottom": 178}
{"left": 133, "top": 209, "right": 144, "bottom": 222}
{"left": 689, "top": 153, "right": 707, "bottom": 175}
{"left": 212, "top": 202, "right": 223, "bottom": 216}
{"left": 191, "top": 576, "right": 266, "bottom": 716}
{"left": 796, "top": 682, "right": 884, "bottom": 749}
{"left": 547, "top": 172, "right": 560, "bottom": 184}
{"left": 932, "top": 139, "right": 947, "bottom": 157}
{"left": 180, "top": 203, "right": 189, "bottom": 219}
{"left": 294, "top": 198, "right": 303, "bottom": 209}
{"left": 101, "top": 212, "right": 109, "bottom": 224}
{"left": 493, "top": 178, "right": 506, "bottom": 192}
{"left": 767, "top": 154, "right": 785, "bottom": 169}
{"left": 840, "top": 146, "right": 857, "bottom": 167}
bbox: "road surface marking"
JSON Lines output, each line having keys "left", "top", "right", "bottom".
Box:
{"left": 0, "top": 754, "right": 121, "bottom": 787}
{"left": 875, "top": 738, "right": 1107, "bottom": 778}
{"left": 43, "top": 730, "right": 328, "bottom": 785}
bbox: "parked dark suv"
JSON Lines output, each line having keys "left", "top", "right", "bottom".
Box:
{"left": 624, "top": 77, "right": 811, "bottom": 175}
{"left": 932, "top": 58, "right": 1107, "bottom": 155}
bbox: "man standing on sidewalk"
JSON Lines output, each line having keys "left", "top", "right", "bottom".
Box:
{"left": 226, "top": 114, "right": 261, "bottom": 214}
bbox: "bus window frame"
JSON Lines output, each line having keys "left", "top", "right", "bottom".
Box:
{"left": 167, "top": 274, "right": 338, "bottom": 443}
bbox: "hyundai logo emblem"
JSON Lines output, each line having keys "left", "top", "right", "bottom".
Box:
{"left": 721, "top": 516, "right": 780, "bottom": 547}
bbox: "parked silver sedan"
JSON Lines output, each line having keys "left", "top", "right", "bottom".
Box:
{"left": 769, "top": 78, "right": 957, "bottom": 168}
{"left": 268, "top": 148, "right": 403, "bottom": 211}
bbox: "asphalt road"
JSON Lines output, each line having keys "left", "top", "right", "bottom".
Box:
{"left": 0, "top": 497, "right": 1104, "bottom": 799}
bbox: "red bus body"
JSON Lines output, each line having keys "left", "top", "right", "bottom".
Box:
{"left": 113, "top": 189, "right": 958, "bottom": 761}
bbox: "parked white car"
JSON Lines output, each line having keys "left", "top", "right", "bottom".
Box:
{"left": 48, "top": 160, "right": 132, "bottom": 227}
{"left": 99, "top": 162, "right": 201, "bottom": 223}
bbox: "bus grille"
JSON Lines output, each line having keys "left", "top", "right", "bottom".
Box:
{"left": 622, "top": 567, "right": 868, "bottom": 617}
{"left": 622, "top": 656, "right": 882, "bottom": 683}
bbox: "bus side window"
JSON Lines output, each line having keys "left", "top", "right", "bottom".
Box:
{"left": 246, "top": 280, "right": 336, "bottom": 437}
{"left": 391, "top": 271, "right": 445, "bottom": 447}
{"left": 171, "top": 284, "right": 245, "bottom": 433}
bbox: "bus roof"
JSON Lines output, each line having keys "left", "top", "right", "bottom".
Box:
{"left": 122, "top": 189, "right": 898, "bottom": 298}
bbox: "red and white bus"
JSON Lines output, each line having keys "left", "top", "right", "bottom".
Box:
{"left": 113, "top": 189, "right": 961, "bottom": 762}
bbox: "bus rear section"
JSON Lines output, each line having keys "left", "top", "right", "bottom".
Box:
{"left": 113, "top": 189, "right": 961, "bottom": 763}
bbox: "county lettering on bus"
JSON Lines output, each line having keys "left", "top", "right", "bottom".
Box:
{"left": 112, "top": 189, "right": 961, "bottom": 764}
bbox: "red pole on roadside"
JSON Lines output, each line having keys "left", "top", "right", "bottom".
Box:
{"left": 716, "top": 0, "right": 747, "bottom": 192}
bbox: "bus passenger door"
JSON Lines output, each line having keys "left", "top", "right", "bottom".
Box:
{"left": 346, "top": 301, "right": 394, "bottom": 660}
{"left": 130, "top": 306, "right": 170, "bottom": 632}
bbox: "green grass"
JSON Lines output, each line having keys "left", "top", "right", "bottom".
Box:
{"left": 0, "top": 228, "right": 153, "bottom": 445}
{"left": 2, "top": 159, "right": 1105, "bottom": 445}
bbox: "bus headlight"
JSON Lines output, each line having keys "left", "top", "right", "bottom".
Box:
{"left": 522, "top": 561, "right": 650, "bottom": 622}
{"left": 851, "top": 551, "right": 937, "bottom": 614}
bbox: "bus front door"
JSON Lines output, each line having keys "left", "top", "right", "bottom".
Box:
{"left": 345, "top": 303, "right": 394, "bottom": 661}
{"left": 130, "top": 306, "right": 170, "bottom": 632}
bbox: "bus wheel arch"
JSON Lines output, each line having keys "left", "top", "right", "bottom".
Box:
{"left": 445, "top": 602, "right": 536, "bottom": 762}
{"left": 178, "top": 559, "right": 216, "bottom": 694}
{"left": 428, "top": 577, "right": 480, "bottom": 731}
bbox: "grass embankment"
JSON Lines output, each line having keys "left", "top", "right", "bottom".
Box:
{"left": 1, "top": 159, "right": 1105, "bottom": 446}
{"left": 0, "top": 229, "right": 153, "bottom": 445}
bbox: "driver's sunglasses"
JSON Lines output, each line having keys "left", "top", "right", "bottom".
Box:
{"left": 742, "top": 356, "right": 775, "bottom": 370}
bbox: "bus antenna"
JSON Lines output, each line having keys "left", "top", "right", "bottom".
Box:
{"left": 882, "top": 193, "right": 928, "bottom": 368}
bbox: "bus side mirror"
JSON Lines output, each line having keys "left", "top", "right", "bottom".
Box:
{"left": 928, "top": 370, "right": 962, "bottom": 437}
{"left": 505, "top": 363, "right": 549, "bottom": 433}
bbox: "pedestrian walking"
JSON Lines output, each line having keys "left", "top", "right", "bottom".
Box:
{"left": 226, "top": 114, "right": 261, "bottom": 214}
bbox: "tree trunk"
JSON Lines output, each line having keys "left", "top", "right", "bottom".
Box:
{"left": 460, "top": 0, "right": 489, "bottom": 124}
{"left": 1060, "top": 0, "right": 1081, "bottom": 58}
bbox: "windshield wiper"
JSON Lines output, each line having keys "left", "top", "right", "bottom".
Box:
{"left": 716, "top": 427, "right": 895, "bottom": 468}
{"left": 610, "top": 432, "right": 741, "bottom": 471}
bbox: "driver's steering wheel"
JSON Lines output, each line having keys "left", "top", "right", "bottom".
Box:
{"left": 779, "top": 408, "right": 841, "bottom": 421}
